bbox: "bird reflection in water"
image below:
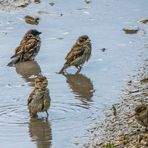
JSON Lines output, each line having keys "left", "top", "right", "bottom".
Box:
{"left": 15, "top": 61, "right": 41, "bottom": 86}
{"left": 29, "top": 118, "right": 52, "bottom": 148}
{"left": 63, "top": 73, "right": 94, "bottom": 107}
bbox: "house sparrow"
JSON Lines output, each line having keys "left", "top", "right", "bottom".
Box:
{"left": 24, "top": 15, "right": 40, "bottom": 25}
{"left": 28, "top": 75, "right": 51, "bottom": 118}
{"left": 135, "top": 104, "right": 148, "bottom": 130}
{"left": 59, "top": 35, "right": 92, "bottom": 73}
{"left": 7, "top": 29, "right": 41, "bottom": 66}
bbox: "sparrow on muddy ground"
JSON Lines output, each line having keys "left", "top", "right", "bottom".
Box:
{"left": 59, "top": 35, "right": 92, "bottom": 74}
{"left": 135, "top": 104, "right": 148, "bottom": 130}
{"left": 7, "top": 29, "right": 41, "bottom": 66}
{"left": 28, "top": 75, "right": 51, "bottom": 118}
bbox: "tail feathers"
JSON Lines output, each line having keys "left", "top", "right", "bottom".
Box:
{"left": 59, "top": 64, "right": 69, "bottom": 74}
{"left": 7, "top": 57, "right": 20, "bottom": 67}
{"left": 59, "top": 66, "right": 65, "bottom": 74}
{"left": 10, "top": 54, "right": 16, "bottom": 59}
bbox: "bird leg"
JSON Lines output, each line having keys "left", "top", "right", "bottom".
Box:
{"left": 59, "top": 66, "right": 66, "bottom": 74}
{"left": 31, "top": 113, "right": 38, "bottom": 118}
{"left": 76, "top": 66, "right": 82, "bottom": 73}
{"left": 46, "top": 111, "right": 49, "bottom": 118}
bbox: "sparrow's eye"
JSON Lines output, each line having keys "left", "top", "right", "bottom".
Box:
{"left": 79, "top": 39, "right": 83, "bottom": 42}
{"left": 28, "top": 34, "right": 33, "bottom": 38}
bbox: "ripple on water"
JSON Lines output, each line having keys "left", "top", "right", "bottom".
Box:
{"left": 0, "top": 103, "right": 29, "bottom": 125}
{"left": 48, "top": 98, "right": 98, "bottom": 133}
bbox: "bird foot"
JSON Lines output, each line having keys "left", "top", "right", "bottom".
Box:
{"left": 31, "top": 113, "right": 38, "bottom": 118}
{"left": 75, "top": 66, "right": 82, "bottom": 74}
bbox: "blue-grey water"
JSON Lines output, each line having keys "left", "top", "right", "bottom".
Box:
{"left": 0, "top": 0, "right": 147, "bottom": 147}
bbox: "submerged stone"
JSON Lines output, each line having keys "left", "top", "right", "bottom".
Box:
{"left": 123, "top": 26, "right": 139, "bottom": 34}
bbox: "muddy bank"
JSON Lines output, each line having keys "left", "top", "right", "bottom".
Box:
{"left": 83, "top": 61, "right": 148, "bottom": 147}
{"left": 0, "top": 0, "right": 31, "bottom": 10}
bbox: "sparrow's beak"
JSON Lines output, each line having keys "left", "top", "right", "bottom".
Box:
{"left": 86, "top": 39, "right": 91, "bottom": 42}
{"left": 38, "top": 32, "right": 42, "bottom": 35}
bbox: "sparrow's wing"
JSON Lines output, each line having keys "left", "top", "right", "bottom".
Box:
{"left": 65, "top": 44, "right": 78, "bottom": 60}
{"left": 11, "top": 38, "right": 38, "bottom": 58}
{"left": 43, "top": 89, "right": 51, "bottom": 108}
{"left": 28, "top": 89, "right": 36, "bottom": 105}
{"left": 65, "top": 45, "right": 85, "bottom": 63}
{"left": 28, "top": 89, "right": 44, "bottom": 105}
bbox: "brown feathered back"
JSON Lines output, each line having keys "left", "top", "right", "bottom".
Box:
{"left": 59, "top": 35, "right": 91, "bottom": 73}
{"left": 7, "top": 29, "right": 41, "bottom": 66}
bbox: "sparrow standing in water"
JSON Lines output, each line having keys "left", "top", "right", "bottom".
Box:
{"left": 28, "top": 75, "right": 51, "bottom": 118}
{"left": 135, "top": 104, "right": 148, "bottom": 130}
{"left": 24, "top": 15, "right": 40, "bottom": 25}
{"left": 59, "top": 35, "right": 92, "bottom": 73}
{"left": 7, "top": 29, "right": 41, "bottom": 66}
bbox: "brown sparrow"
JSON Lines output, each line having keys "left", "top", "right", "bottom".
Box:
{"left": 59, "top": 35, "right": 92, "bottom": 73}
{"left": 135, "top": 104, "right": 148, "bottom": 130}
{"left": 7, "top": 29, "right": 41, "bottom": 66}
{"left": 24, "top": 15, "right": 39, "bottom": 25}
{"left": 28, "top": 75, "right": 51, "bottom": 118}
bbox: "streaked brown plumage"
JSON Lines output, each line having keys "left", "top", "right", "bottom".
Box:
{"left": 7, "top": 29, "right": 41, "bottom": 66}
{"left": 135, "top": 104, "right": 148, "bottom": 130}
{"left": 59, "top": 35, "right": 92, "bottom": 74}
{"left": 28, "top": 75, "right": 50, "bottom": 118}
{"left": 24, "top": 15, "right": 39, "bottom": 25}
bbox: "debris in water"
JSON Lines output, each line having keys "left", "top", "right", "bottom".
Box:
{"left": 100, "top": 48, "right": 107, "bottom": 52}
{"left": 38, "top": 10, "right": 49, "bottom": 14}
{"left": 138, "top": 18, "right": 148, "bottom": 24}
{"left": 85, "top": 0, "right": 91, "bottom": 4}
{"left": 123, "top": 26, "right": 139, "bottom": 34}
{"left": 112, "top": 105, "right": 117, "bottom": 116}
{"left": 49, "top": 2, "right": 55, "bottom": 6}
{"left": 34, "top": 0, "right": 40, "bottom": 4}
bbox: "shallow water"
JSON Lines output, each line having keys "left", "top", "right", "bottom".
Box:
{"left": 0, "top": 0, "right": 148, "bottom": 147}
